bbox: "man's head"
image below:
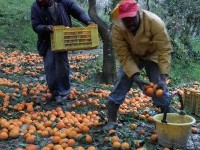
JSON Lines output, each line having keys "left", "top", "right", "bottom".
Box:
{"left": 118, "top": 0, "right": 140, "bottom": 33}
{"left": 36, "top": 0, "right": 50, "bottom": 7}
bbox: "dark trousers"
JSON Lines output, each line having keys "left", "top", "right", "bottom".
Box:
{"left": 43, "top": 48, "right": 70, "bottom": 96}
{"left": 108, "top": 60, "right": 170, "bottom": 107}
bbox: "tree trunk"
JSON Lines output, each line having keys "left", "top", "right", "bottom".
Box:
{"left": 88, "top": 0, "right": 116, "bottom": 83}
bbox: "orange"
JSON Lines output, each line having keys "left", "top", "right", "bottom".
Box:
{"left": 108, "top": 129, "right": 116, "bottom": 135}
{"left": 155, "top": 89, "right": 164, "bottom": 97}
{"left": 150, "top": 134, "right": 158, "bottom": 142}
{"left": 15, "top": 148, "right": 24, "bottom": 150}
{"left": 163, "top": 148, "right": 170, "bottom": 150}
{"left": 121, "top": 142, "right": 130, "bottom": 149}
{"left": 26, "top": 135, "right": 35, "bottom": 144}
{"left": 85, "top": 134, "right": 92, "bottom": 143}
{"left": 112, "top": 141, "right": 121, "bottom": 148}
{"left": 44, "top": 121, "right": 52, "bottom": 127}
{"left": 53, "top": 144, "right": 63, "bottom": 150}
{"left": 65, "top": 147, "right": 73, "bottom": 150}
{"left": 130, "top": 123, "right": 137, "bottom": 130}
{"left": 41, "top": 147, "right": 50, "bottom": 150}
{"left": 57, "top": 122, "right": 65, "bottom": 129}
{"left": 87, "top": 146, "right": 96, "bottom": 150}
{"left": 0, "top": 131, "right": 8, "bottom": 140}
{"left": 25, "top": 144, "right": 37, "bottom": 150}
{"left": 147, "top": 116, "right": 154, "bottom": 123}
{"left": 81, "top": 125, "right": 89, "bottom": 133}
{"left": 67, "top": 139, "right": 75, "bottom": 147}
{"left": 75, "top": 146, "right": 85, "bottom": 150}
{"left": 146, "top": 87, "right": 154, "bottom": 97}
{"left": 9, "top": 130, "right": 19, "bottom": 138}
{"left": 111, "top": 136, "right": 119, "bottom": 143}
{"left": 191, "top": 127, "right": 198, "bottom": 134}
{"left": 52, "top": 135, "right": 61, "bottom": 144}
{"left": 68, "top": 131, "right": 77, "bottom": 139}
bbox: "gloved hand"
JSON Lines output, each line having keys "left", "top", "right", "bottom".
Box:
{"left": 157, "top": 74, "right": 168, "bottom": 92}
{"left": 46, "top": 25, "right": 53, "bottom": 32}
{"left": 131, "top": 74, "right": 149, "bottom": 92}
{"left": 87, "top": 21, "right": 95, "bottom": 26}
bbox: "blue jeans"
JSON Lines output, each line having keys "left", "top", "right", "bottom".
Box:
{"left": 43, "top": 47, "right": 70, "bottom": 97}
{"left": 108, "top": 60, "right": 170, "bottom": 107}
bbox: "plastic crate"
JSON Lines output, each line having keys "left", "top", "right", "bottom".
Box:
{"left": 195, "top": 93, "right": 200, "bottom": 117}
{"left": 183, "top": 89, "right": 199, "bottom": 113}
{"left": 50, "top": 24, "right": 99, "bottom": 52}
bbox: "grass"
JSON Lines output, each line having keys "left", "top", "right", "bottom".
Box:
{"left": 0, "top": 0, "right": 37, "bottom": 52}
{"left": 170, "top": 59, "right": 200, "bottom": 87}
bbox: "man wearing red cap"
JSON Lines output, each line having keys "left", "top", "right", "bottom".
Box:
{"left": 103, "top": 0, "right": 172, "bottom": 131}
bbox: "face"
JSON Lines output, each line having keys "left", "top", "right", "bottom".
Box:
{"left": 36, "top": 0, "right": 49, "bottom": 7}
{"left": 122, "top": 13, "right": 140, "bottom": 33}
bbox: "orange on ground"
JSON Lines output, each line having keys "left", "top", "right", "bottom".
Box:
{"left": 130, "top": 123, "right": 137, "bottom": 130}
{"left": 52, "top": 135, "right": 61, "bottom": 144}
{"left": 25, "top": 144, "right": 37, "bottom": 150}
{"left": 150, "top": 134, "right": 158, "bottom": 142}
{"left": 87, "top": 146, "right": 96, "bottom": 150}
{"left": 26, "top": 135, "right": 35, "bottom": 144}
{"left": 0, "top": 131, "right": 8, "bottom": 140}
{"left": 85, "top": 134, "right": 93, "bottom": 143}
{"left": 111, "top": 136, "right": 120, "bottom": 143}
{"left": 121, "top": 142, "right": 130, "bottom": 149}
{"left": 67, "top": 139, "right": 76, "bottom": 147}
{"left": 112, "top": 141, "right": 121, "bottom": 149}
{"left": 9, "top": 130, "right": 19, "bottom": 138}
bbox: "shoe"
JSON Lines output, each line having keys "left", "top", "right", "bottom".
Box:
{"left": 56, "top": 96, "right": 63, "bottom": 104}
{"left": 102, "top": 101, "right": 120, "bottom": 131}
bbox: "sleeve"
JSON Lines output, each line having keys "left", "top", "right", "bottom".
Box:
{"left": 31, "top": 5, "right": 52, "bottom": 34}
{"left": 112, "top": 25, "right": 140, "bottom": 78}
{"left": 151, "top": 18, "right": 172, "bottom": 75}
{"left": 66, "top": 0, "right": 92, "bottom": 25}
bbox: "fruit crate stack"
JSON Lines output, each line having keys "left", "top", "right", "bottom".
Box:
{"left": 183, "top": 88, "right": 200, "bottom": 116}
{"left": 50, "top": 24, "right": 99, "bottom": 52}
{"left": 195, "top": 93, "right": 200, "bottom": 117}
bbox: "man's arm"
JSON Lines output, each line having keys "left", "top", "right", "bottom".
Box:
{"left": 31, "top": 5, "right": 53, "bottom": 34}
{"left": 65, "top": 0, "right": 93, "bottom": 25}
{"left": 151, "top": 18, "right": 172, "bottom": 75}
{"left": 112, "top": 25, "right": 140, "bottom": 78}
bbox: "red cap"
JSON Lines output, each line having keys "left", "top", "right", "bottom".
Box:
{"left": 118, "top": 0, "right": 139, "bottom": 19}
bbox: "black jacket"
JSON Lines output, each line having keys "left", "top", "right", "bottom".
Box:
{"left": 31, "top": 0, "right": 92, "bottom": 56}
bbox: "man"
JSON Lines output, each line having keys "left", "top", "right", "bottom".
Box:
{"left": 31, "top": 0, "right": 94, "bottom": 104}
{"left": 103, "top": 0, "right": 172, "bottom": 131}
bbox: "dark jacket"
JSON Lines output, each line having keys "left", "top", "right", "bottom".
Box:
{"left": 31, "top": 0, "right": 92, "bottom": 56}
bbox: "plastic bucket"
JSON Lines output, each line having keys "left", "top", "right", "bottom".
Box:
{"left": 153, "top": 113, "right": 196, "bottom": 148}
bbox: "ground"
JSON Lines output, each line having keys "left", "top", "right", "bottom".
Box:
{"left": 0, "top": 47, "right": 199, "bottom": 150}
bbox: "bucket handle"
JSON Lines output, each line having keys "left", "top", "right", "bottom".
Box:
{"left": 161, "top": 91, "right": 185, "bottom": 123}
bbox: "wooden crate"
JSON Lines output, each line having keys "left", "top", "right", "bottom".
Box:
{"left": 195, "top": 93, "right": 200, "bottom": 117}
{"left": 183, "top": 89, "right": 199, "bottom": 113}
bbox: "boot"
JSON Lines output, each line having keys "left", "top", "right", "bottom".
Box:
{"left": 102, "top": 101, "right": 120, "bottom": 131}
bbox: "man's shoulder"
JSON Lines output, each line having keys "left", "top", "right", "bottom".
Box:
{"left": 141, "top": 9, "right": 164, "bottom": 25}
{"left": 31, "top": 1, "right": 37, "bottom": 7}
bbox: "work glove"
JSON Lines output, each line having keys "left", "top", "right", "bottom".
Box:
{"left": 157, "top": 74, "right": 168, "bottom": 92}
{"left": 131, "top": 74, "right": 149, "bottom": 92}
{"left": 87, "top": 21, "right": 95, "bottom": 26}
{"left": 46, "top": 25, "right": 53, "bottom": 32}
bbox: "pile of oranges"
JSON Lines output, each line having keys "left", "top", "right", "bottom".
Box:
{"left": 144, "top": 83, "right": 164, "bottom": 97}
